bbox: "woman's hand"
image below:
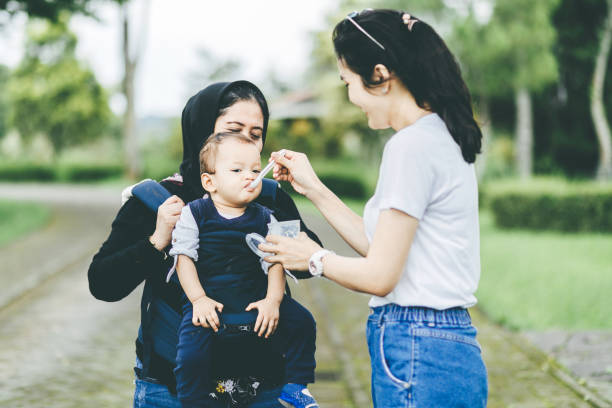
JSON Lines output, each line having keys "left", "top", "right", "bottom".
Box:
{"left": 270, "top": 150, "right": 322, "bottom": 198}
{"left": 149, "top": 195, "right": 184, "bottom": 250}
{"left": 245, "top": 297, "right": 281, "bottom": 338}
{"left": 192, "top": 295, "right": 224, "bottom": 331}
{"left": 259, "top": 232, "right": 322, "bottom": 272}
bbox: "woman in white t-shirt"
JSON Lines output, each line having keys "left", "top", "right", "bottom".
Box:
{"left": 259, "top": 9, "right": 487, "bottom": 407}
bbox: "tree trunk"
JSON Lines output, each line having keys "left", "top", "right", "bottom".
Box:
{"left": 122, "top": 3, "right": 140, "bottom": 180}
{"left": 591, "top": 0, "right": 612, "bottom": 181}
{"left": 515, "top": 86, "right": 533, "bottom": 179}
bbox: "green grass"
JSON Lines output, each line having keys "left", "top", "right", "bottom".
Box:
{"left": 477, "top": 210, "right": 612, "bottom": 330}
{"left": 0, "top": 200, "right": 51, "bottom": 248}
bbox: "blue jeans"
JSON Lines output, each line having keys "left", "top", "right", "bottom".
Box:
{"left": 175, "top": 296, "right": 316, "bottom": 407}
{"left": 133, "top": 378, "right": 284, "bottom": 407}
{"left": 133, "top": 378, "right": 181, "bottom": 408}
{"left": 367, "top": 305, "right": 488, "bottom": 408}
{"left": 133, "top": 358, "right": 285, "bottom": 408}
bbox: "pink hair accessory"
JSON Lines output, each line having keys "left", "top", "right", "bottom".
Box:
{"left": 402, "top": 13, "right": 418, "bottom": 31}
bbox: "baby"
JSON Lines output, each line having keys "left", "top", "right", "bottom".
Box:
{"left": 169, "top": 132, "right": 319, "bottom": 408}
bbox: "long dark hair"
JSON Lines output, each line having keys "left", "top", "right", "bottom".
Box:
{"left": 333, "top": 9, "right": 481, "bottom": 163}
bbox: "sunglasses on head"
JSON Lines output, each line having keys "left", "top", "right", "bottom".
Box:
{"left": 345, "top": 9, "right": 385, "bottom": 51}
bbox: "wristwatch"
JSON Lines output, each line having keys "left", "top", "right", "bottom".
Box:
{"left": 308, "top": 249, "right": 334, "bottom": 277}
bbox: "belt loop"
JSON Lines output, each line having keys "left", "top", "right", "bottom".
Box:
{"left": 377, "top": 308, "right": 385, "bottom": 327}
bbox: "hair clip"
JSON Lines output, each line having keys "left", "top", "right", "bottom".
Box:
{"left": 402, "top": 13, "right": 418, "bottom": 31}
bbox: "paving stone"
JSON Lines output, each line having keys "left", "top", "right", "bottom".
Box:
{"left": 2, "top": 183, "right": 611, "bottom": 407}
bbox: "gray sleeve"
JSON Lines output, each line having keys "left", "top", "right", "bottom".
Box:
{"left": 166, "top": 205, "right": 199, "bottom": 282}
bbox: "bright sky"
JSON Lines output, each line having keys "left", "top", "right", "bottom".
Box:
{"left": 0, "top": 0, "right": 335, "bottom": 118}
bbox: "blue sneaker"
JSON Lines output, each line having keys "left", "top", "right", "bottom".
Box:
{"left": 278, "top": 383, "right": 319, "bottom": 408}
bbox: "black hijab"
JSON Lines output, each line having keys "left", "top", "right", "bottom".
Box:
{"left": 179, "top": 80, "right": 269, "bottom": 198}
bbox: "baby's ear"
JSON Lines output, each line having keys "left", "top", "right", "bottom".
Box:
{"left": 201, "top": 173, "right": 216, "bottom": 193}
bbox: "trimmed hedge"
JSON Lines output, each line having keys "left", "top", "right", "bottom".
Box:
{"left": 56, "top": 163, "right": 123, "bottom": 182}
{"left": 278, "top": 172, "right": 368, "bottom": 200}
{"left": 0, "top": 161, "right": 123, "bottom": 182}
{"left": 320, "top": 173, "right": 367, "bottom": 199}
{"left": 486, "top": 179, "right": 612, "bottom": 232}
{"left": 0, "top": 162, "right": 55, "bottom": 181}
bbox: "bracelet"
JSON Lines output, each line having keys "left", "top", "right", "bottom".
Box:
{"left": 148, "top": 236, "right": 168, "bottom": 260}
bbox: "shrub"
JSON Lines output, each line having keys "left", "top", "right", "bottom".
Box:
{"left": 0, "top": 161, "right": 124, "bottom": 182}
{"left": 319, "top": 173, "right": 367, "bottom": 199}
{"left": 56, "top": 163, "right": 123, "bottom": 182}
{"left": 278, "top": 172, "right": 368, "bottom": 200}
{"left": 0, "top": 162, "right": 55, "bottom": 181}
{"left": 487, "top": 178, "right": 612, "bottom": 232}
{"left": 142, "top": 159, "right": 180, "bottom": 182}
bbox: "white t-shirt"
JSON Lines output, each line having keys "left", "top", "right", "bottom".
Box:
{"left": 364, "top": 113, "right": 480, "bottom": 310}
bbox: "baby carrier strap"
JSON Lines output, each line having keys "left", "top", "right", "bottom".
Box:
{"left": 261, "top": 177, "right": 278, "bottom": 202}
{"left": 133, "top": 179, "right": 281, "bottom": 375}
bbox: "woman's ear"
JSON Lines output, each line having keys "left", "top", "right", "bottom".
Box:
{"left": 372, "top": 64, "right": 391, "bottom": 84}
{"left": 201, "top": 173, "right": 216, "bottom": 193}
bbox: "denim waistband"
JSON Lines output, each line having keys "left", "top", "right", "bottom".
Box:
{"left": 370, "top": 304, "right": 472, "bottom": 326}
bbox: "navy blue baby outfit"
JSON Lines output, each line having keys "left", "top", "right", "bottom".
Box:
{"left": 173, "top": 197, "right": 316, "bottom": 407}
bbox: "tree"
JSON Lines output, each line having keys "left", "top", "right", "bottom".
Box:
{"left": 0, "top": 65, "right": 9, "bottom": 138}
{"left": 485, "top": 0, "right": 559, "bottom": 179}
{"left": 7, "top": 17, "right": 111, "bottom": 155}
{"left": 450, "top": 4, "right": 500, "bottom": 179}
{"left": 549, "top": 0, "right": 609, "bottom": 177}
{"left": 187, "top": 49, "right": 241, "bottom": 91}
{"left": 591, "top": 0, "right": 612, "bottom": 180}
{"left": 0, "top": 0, "right": 93, "bottom": 20}
{"left": 117, "top": 0, "right": 150, "bottom": 179}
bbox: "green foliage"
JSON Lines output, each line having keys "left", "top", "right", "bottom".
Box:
{"left": 166, "top": 118, "right": 183, "bottom": 162}
{"left": 483, "top": 0, "right": 559, "bottom": 94}
{"left": 141, "top": 153, "right": 180, "bottom": 182}
{"left": 319, "top": 173, "right": 367, "bottom": 199}
{"left": 486, "top": 178, "right": 612, "bottom": 232}
{"left": 187, "top": 49, "right": 241, "bottom": 90}
{"left": 0, "top": 0, "right": 94, "bottom": 21}
{"left": 276, "top": 156, "right": 376, "bottom": 200}
{"left": 0, "top": 200, "right": 50, "bottom": 248}
{"left": 7, "top": 17, "right": 111, "bottom": 155}
{"left": 481, "top": 134, "right": 516, "bottom": 180}
{"left": 265, "top": 119, "right": 333, "bottom": 158}
{"left": 450, "top": 0, "right": 612, "bottom": 178}
{"left": 279, "top": 171, "right": 368, "bottom": 200}
{"left": 536, "top": 0, "right": 611, "bottom": 177}
{"left": 0, "top": 65, "right": 9, "bottom": 138}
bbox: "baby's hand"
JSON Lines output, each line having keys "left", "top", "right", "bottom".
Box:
{"left": 192, "top": 296, "right": 224, "bottom": 332}
{"left": 245, "top": 298, "right": 281, "bottom": 338}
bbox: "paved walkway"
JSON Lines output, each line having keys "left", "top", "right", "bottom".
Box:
{"left": 299, "top": 211, "right": 612, "bottom": 408}
{"left": 1, "top": 182, "right": 611, "bottom": 407}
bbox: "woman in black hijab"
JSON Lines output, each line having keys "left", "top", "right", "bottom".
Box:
{"left": 88, "top": 80, "right": 321, "bottom": 407}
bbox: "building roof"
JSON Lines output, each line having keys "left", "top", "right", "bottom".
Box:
{"left": 270, "top": 90, "right": 325, "bottom": 120}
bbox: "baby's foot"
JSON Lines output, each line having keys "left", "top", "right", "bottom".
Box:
{"left": 278, "top": 383, "right": 319, "bottom": 408}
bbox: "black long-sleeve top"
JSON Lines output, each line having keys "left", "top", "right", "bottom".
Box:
{"left": 88, "top": 179, "right": 322, "bottom": 390}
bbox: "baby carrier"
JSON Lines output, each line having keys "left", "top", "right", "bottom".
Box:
{"left": 134, "top": 179, "right": 287, "bottom": 407}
